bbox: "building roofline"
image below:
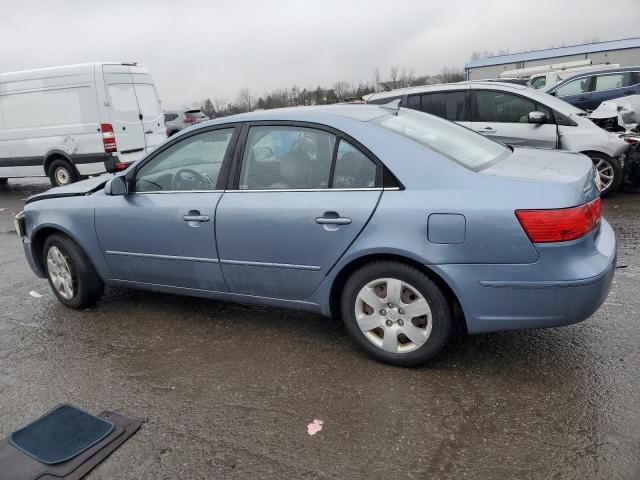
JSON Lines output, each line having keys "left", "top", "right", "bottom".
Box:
{"left": 465, "top": 36, "right": 640, "bottom": 69}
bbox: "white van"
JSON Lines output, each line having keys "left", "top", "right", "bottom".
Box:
{"left": 0, "top": 62, "right": 166, "bottom": 186}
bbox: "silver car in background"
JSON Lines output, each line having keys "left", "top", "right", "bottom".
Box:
{"left": 366, "top": 81, "right": 630, "bottom": 195}
{"left": 164, "top": 109, "right": 209, "bottom": 136}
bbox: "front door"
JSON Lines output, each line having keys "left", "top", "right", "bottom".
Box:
{"left": 471, "top": 89, "right": 557, "bottom": 149}
{"left": 95, "top": 126, "right": 238, "bottom": 291}
{"left": 553, "top": 76, "right": 594, "bottom": 111}
{"left": 216, "top": 124, "right": 381, "bottom": 300}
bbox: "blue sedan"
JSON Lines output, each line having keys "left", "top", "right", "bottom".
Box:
{"left": 15, "top": 104, "right": 616, "bottom": 366}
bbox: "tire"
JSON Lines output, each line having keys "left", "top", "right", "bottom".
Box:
{"left": 587, "top": 152, "right": 622, "bottom": 197}
{"left": 0, "top": 178, "right": 7, "bottom": 185}
{"left": 43, "top": 234, "right": 104, "bottom": 308}
{"left": 48, "top": 159, "right": 79, "bottom": 187}
{"left": 340, "top": 261, "right": 453, "bottom": 367}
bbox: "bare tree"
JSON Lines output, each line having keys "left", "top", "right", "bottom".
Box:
{"left": 439, "top": 66, "right": 465, "bottom": 83}
{"left": 373, "top": 67, "right": 381, "bottom": 93}
{"left": 389, "top": 65, "right": 399, "bottom": 89}
{"left": 236, "top": 87, "right": 254, "bottom": 112}
{"left": 332, "top": 81, "right": 351, "bottom": 101}
{"left": 400, "top": 65, "right": 414, "bottom": 88}
{"left": 212, "top": 97, "right": 228, "bottom": 115}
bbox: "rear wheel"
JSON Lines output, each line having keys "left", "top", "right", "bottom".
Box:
{"left": 43, "top": 234, "right": 104, "bottom": 308}
{"left": 341, "top": 261, "right": 453, "bottom": 366}
{"left": 48, "top": 159, "right": 79, "bottom": 187}
{"left": 588, "top": 152, "right": 622, "bottom": 197}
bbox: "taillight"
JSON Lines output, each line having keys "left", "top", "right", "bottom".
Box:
{"left": 183, "top": 116, "right": 195, "bottom": 124}
{"left": 101, "top": 123, "right": 117, "bottom": 153}
{"left": 516, "top": 197, "right": 602, "bottom": 243}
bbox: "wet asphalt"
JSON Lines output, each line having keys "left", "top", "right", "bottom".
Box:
{"left": 0, "top": 178, "right": 638, "bottom": 480}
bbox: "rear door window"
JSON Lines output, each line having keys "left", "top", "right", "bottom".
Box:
{"left": 240, "top": 126, "right": 336, "bottom": 190}
{"left": 594, "top": 72, "right": 636, "bottom": 91}
{"left": 332, "top": 140, "right": 377, "bottom": 189}
{"left": 133, "top": 84, "right": 161, "bottom": 119}
{"left": 421, "top": 91, "right": 469, "bottom": 121}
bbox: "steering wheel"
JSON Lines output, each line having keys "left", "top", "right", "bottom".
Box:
{"left": 173, "top": 168, "right": 209, "bottom": 190}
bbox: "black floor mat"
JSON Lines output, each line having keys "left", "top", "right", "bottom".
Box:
{"left": 10, "top": 405, "right": 114, "bottom": 465}
{"left": 0, "top": 410, "right": 141, "bottom": 480}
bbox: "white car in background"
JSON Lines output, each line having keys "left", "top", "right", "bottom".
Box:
{"left": 0, "top": 62, "right": 166, "bottom": 186}
{"left": 366, "top": 81, "right": 630, "bottom": 195}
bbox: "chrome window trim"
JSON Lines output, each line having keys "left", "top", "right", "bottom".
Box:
{"left": 220, "top": 259, "right": 321, "bottom": 271}
{"left": 227, "top": 187, "right": 385, "bottom": 193}
{"left": 135, "top": 190, "right": 224, "bottom": 194}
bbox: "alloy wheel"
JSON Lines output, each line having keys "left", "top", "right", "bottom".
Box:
{"left": 355, "top": 277, "right": 432, "bottom": 354}
{"left": 47, "top": 246, "right": 75, "bottom": 300}
{"left": 592, "top": 157, "right": 614, "bottom": 193}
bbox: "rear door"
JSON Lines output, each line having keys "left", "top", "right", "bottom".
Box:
{"left": 102, "top": 65, "right": 147, "bottom": 156}
{"left": 130, "top": 68, "right": 165, "bottom": 149}
{"left": 215, "top": 123, "right": 381, "bottom": 300}
{"left": 470, "top": 88, "right": 557, "bottom": 148}
{"left": 590, "top": 71, "right": 640, "bottom": 110}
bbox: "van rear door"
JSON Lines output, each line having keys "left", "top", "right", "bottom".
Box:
{"left": 130, "top": 68, "right": 165, "bottom": 150}
{"left": 102, "top": 65, "right": 147, "bottom": 159}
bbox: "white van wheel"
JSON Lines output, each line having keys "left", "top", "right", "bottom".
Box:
{"left": 48, "top": 159, "right": 78, "bottom": 187}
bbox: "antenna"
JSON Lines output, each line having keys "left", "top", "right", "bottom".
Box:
{"left": 379, "top": 99, "right": 402, "bottom": 114}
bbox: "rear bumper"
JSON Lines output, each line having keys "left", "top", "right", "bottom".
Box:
{"left": 438, "top": 219, "right": 617, "bottom": 334}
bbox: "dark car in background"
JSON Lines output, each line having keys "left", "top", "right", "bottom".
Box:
{"left": 164, "top": 109, "right": 209, "bottom": 136}
{"left": 546, "top": 66, "right": 640, "bottom": 111}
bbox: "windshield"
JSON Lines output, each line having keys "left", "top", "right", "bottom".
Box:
{"left": 373, "top": 109, "right": 510, "bottom": 170}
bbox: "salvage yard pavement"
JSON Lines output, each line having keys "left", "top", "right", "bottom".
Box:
{"left": 1, "top": 179, "right": 639, "bottom": 479}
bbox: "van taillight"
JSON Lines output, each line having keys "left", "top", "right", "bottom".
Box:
{"left": 516, "top": 198, "right": 602, "bottom": 243}
{"left": 101, "top": 123, "right": 117, "bottom": 153}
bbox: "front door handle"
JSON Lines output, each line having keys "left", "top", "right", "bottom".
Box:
{"left": 145, "top": 129, "right": 153, "bottom": 134}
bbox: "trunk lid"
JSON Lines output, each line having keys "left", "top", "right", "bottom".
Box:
{"left": 480, "top": 147, "right": 598, "bottom": 202}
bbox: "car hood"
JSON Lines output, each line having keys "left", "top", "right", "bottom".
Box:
{"left": 25, "top": 175, "right": 111, "bottom": 204}
{"left": 480, "top": 147, "right": 597, "bottom": 200}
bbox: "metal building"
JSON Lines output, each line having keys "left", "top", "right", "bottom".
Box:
{"left": 465, "top": 37, "right": 640, "bottom": 80}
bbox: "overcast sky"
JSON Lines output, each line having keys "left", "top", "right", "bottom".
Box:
{"left": 1, "top": 0, "right": 639, "bottom": 107}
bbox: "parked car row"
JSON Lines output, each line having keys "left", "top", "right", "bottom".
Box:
{"left": 365, "top": 81, "right": 630, "bottom": 195}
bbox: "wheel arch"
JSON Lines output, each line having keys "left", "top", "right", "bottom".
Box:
{"left": 30, "top": 225, "right": 103, "bottom": 281}
{"left": 43, "top": 150, "right": 78, "bottom": 176}
{"left": 328, "top": 253, "right": 467, "bottom": 331}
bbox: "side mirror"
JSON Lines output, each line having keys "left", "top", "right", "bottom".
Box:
{"left": 104, "top": 175, "right": 128, "bottom": 196}
{"left": 528, "top": 111, "right": 547, "bottom": 124}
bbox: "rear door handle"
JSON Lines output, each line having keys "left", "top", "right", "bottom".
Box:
{"left": 145, "top": 129, "right": 153, "bottom": 134}
{"left": 315, "top": 212, "right": 352, "bottom": 225}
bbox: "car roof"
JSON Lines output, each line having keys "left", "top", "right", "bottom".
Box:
{"left": 366, "top": 81, "right": 528, "bottom": 101}
{"left": 196, "top": 104, "right": 391, "bottom": 128}
{"left": 548, "top": 65, "right": 640, "bottom": 90}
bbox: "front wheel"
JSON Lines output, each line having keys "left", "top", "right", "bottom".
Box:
{"left": 341, "top": 261, "right": 453, "bottom": 366}
{"left": 48, "top": 159, "right": 79, "bottom": 187}
{"left": 588, "top": 152, "right": 622, "bottom": 197}
{"left": 43, "top": 234, "right": 104, "bottom": 308}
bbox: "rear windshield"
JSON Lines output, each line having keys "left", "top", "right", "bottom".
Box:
{"left": 373, "top": 109, "right": 509, "bottom": 170}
